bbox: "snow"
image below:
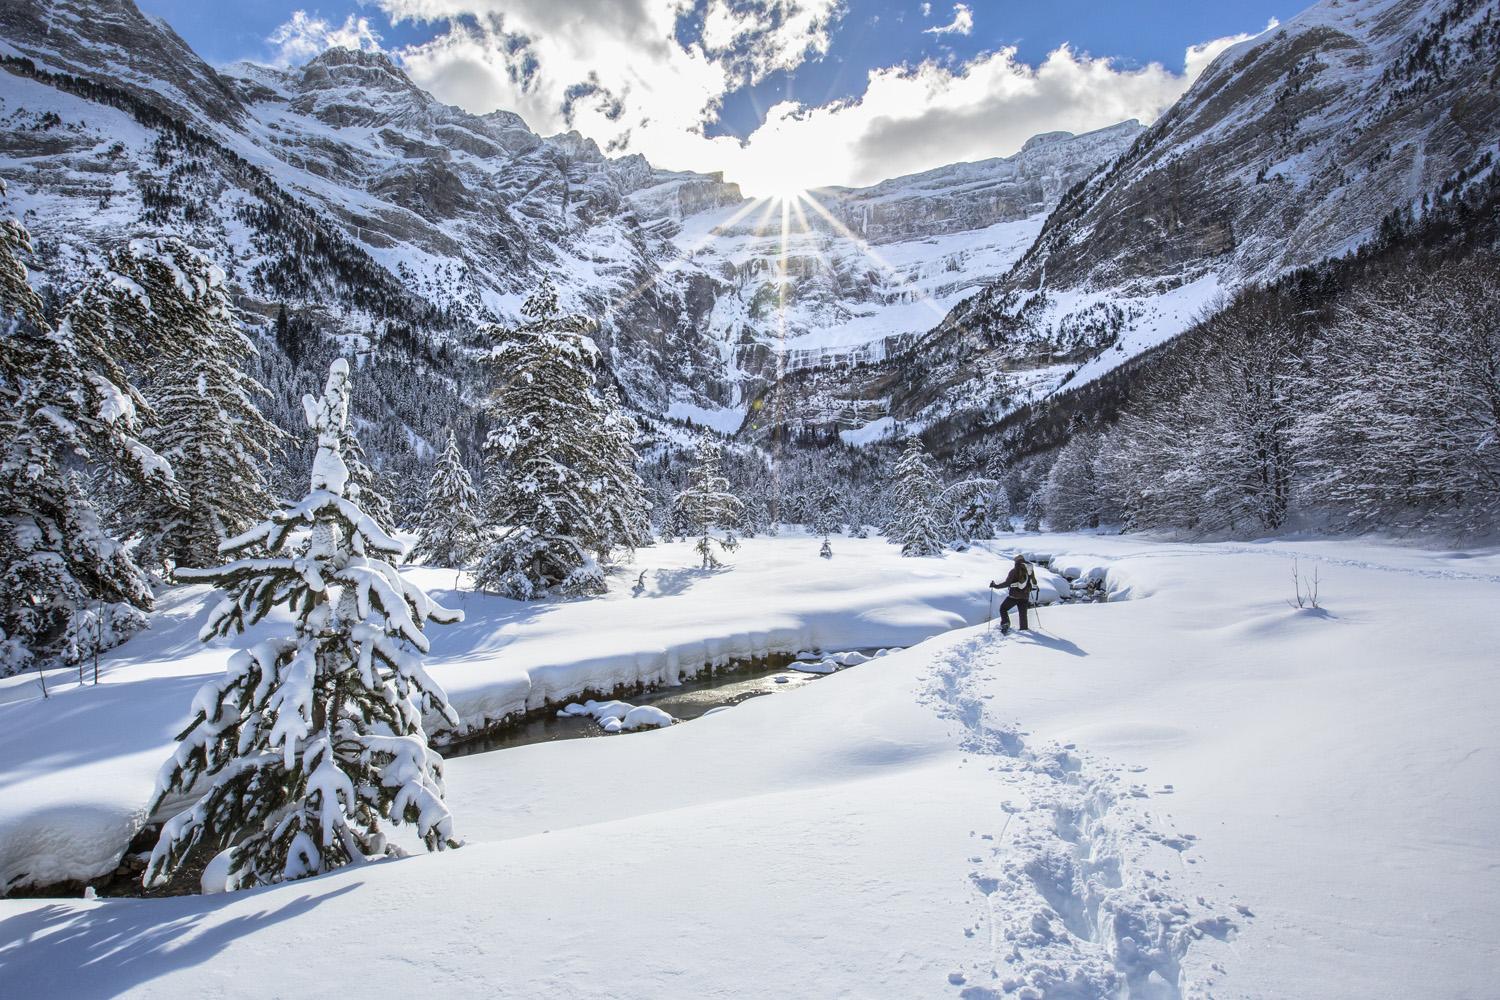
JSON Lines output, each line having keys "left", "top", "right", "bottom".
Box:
{"left": 674, "top": 211, "right": 1046, "bottom": 365}
{"left": 0, "top": 536, "right": 1013, "bottom": 889}
{"left": 2, "top": 534, "right": 1498, "bottom": 997}
{"left": 838, "top": 415, "right": 898, "bottom": 446}
{"left": 559, "top": 699, "right": 676, "bottom": 732}
{"left": 664, "top": 400, "right": 745, "bottom": 435}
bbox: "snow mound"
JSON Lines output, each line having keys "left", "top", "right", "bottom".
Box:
{"left": 789, "top": 659, "right": 840, "bottom": 675}
{"left": 620, "top": 706, "right": 674, "bottom": 731}
{"left": 1032, "top": 569, "right": 1072, "bottom": 605}
{"left": 1053, "top": 560, "right": 1109, "bottom": 584}
{"left": 562, "top": 699, "right": 676, "bottom": 733}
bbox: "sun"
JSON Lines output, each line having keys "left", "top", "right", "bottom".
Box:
{"left": 735, "top": 164, "right": 810, "bottom": 203}
{"left": 760, "top": 181, "right": 807, "bottom": 204}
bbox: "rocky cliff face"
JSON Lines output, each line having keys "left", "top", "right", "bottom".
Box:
{"left": 0, "top": 0, "right": 244, "bottom": 123}
{"left": 863, "top": 0, "right": 1500, "bottom": 448}
{"left": 814, "top": 123, "right": 1146, "bottom": 246}
{"left": 6, "top": 0, "right": 1477, "bottom": 460}
{"left": 0, "top": 0, "right": 1135, "bottom": 440}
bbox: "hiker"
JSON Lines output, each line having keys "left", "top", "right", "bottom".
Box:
{"left": 989, "top": 554, "right": 1036, "bottom": 634}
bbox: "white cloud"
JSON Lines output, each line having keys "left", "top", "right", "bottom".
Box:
{"left": 267, "top": 11, "right": 383, "bottom": 67}
{"left": 920, "top": 2, "right": 932, "bottom": 16}
{"left": 294, "top": 2, "right": 1274, "bottom": 197}
{"left": 1184, "top": 18, "right": 1279, "bottom": 79}
{"left": 700, "top": 1, "right": 844, "bottom": 85}
{"left": 379, "top": 0, "right": 840, "bottom": 165}
{"left": 923, "top": 3, "right": 973, "bottom": 37}
{"left": 715, "top": 28, "right": 1280, "bottom": 193}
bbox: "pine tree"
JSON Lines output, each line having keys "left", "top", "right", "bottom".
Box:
{"left": 809, "top": 478, "right": 842, "bottom": 536}
{"left": 0, "top": 186, "right": 180, "bottom": 672}
{"left": 1023, "top": 493, "right": 1043, "bottom": 532}
{"left": 741, "top": 494, "right": 770, "bottom": 538}
{"left": 411, "top": 429, "right": 483, "bottom": 567}
{"left": 673, "top": 438, "right": 744, "bottom": 569}
{"left": 888, "top": 440, "right": 945, "bottom": 557}
{"left": 148, "top": 359, "right": 462, "bottom": 890}
{"left": 108, "top": 238, "right": 282, "bottom": 570}
{"left": 941, "top": 477, "right": 1003, "bottom": 544}
{"left": 341, "top": 419, "right": 397, "bottom": 534}
{"left": 476, "top": 280, "right": 650, "bottom": 599}
{"left": 819, "top": 536, "right": 833, "bottom": 559}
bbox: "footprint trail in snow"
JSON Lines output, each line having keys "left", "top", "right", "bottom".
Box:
{"left": 921, "top": 631, "right": 1248, "bottom": 999}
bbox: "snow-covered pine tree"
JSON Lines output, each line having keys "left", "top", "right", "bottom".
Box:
{"left": 941, "top": 477, "right": 1003, "bottom": 544}
{"left": 1023, "top": 493, "right": 1043, "bottom": 532}
{"left": 819, "top": 536, "right": 833, "bottom": 559}
{"left": 991, "top": 485, "right": 1014, "bottom": 533}
{"left": 476, "top": 280, "right": 650, "bottom": 598}
{"left": 411, "top": 429, "right": 483, "bottom": 567}
{"left": 148, "top": 359, "right": 462, "bottom": 890}
{"left": 842, "top": 489, "right": 870, "bottom": 538}
{"left": 888, "top": 440, "right": 945, "bottom": 557}
{"left": 673, "top": 438, "right": 744, "bottom": 569}
{"left": 103, "top": 238, "right": 282, "bottom": 570}
{"left": 741, "top": 494, "right": 770, "bottom": 538}
{"left": 0, "top": 185, "right": 181, "bottom": 673}
{"left": 809, "top": 479, "right": 842, "bottom": 536}
{"left": 596, "top": 380, "right": 654, "bottom": 553}
{"left": 341, "top": 418, "right": 398, "bottom": 534}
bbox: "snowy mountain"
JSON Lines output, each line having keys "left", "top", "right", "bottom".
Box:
{"left": 835, "top": 0, "right": 1500, "bottom": 446}
{"left": 0, "top": 0, "right": 1134, "bottom": 451}
{"left": 652, "top": 122, "right": 1141, "bottom": 428}
{"left": 4, "top": 0, "right": 1491, "bottom": 462}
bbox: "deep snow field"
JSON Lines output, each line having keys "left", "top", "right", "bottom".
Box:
{"left": 1, "top": 533, "right": 1497, "bottom": 998}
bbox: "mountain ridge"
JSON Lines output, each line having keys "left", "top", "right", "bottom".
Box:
{"left": 4, "top": 0, "right": 1491, "bottom": 473}
{"left": 0, "top": 0, "right": 1136, "bottom": 447}
{"left": 791, "top": 0, "right": 1500, "bottom": 448}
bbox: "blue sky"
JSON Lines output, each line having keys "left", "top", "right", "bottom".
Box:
{"left": 138, "top": 1, "right": 1285, "bottom": 193}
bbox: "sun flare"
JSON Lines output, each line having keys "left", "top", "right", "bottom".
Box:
{"left": 756, "top": 182, "right": 808, "bottom": 204}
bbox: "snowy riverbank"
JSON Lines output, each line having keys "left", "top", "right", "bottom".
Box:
{"left": 0, "top": 534, "right": 1056, "bottom": 891}
{"left": 2, "top": 533, "right": 1497, "bottom": 997}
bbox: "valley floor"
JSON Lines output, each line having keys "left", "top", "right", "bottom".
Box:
{"left": 0, "top": 534, "right": 1496, "bottom": 998}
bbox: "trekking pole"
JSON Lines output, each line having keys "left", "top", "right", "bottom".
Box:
{"left": 986, "top": 586, "right": 994, "bottom": 632}
{"left": 1031, "top": 588, "right": 1042, "bottom": 631}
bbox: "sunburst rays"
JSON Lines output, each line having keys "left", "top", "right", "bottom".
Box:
{"left": 592, "top": 181, "right": 954, "bottom": 514}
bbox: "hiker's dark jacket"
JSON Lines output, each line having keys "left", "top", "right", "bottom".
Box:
{"left": 999, "top": 564, "right": 1034, "bottom": 598}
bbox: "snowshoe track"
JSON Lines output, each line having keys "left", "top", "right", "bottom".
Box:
{"left": 923, "top": 633, "right": 1246, "bottom": 999}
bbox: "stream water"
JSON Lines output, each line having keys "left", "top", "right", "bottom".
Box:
{"left": 440, "top": 652, "right": 842, "bottom": 756}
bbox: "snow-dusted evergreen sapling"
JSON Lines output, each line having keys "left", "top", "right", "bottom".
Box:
{"left": 673, "top": 438, "right": 744, "bottom": 569}
{"left": 411, "top": 429, "right": 483, "bottom": 567}
{"left": 741, "top": 494, "right": 770, "bottom": 538}
{"left": 809, "top": 479, "right": 842, "bottom": 537}
{"left": 1023, "top": 494, "right": 1043, "bottom": 532}
{"left": 819, "top": 536, "right": 833, "bottom": 559}
{"left": 107, "top": 238, "right": 282, "bottom": 570}
{"left": 146, "top": 359, "right": 463, "bottom": 890}
{"left": 341, "top": 418, "right": 398, "bottom": 534}
{"left": 942, "top": 477, "right": 1003, "bottom": 544}
{"left": 888, "top": 440, "right": 945, "bottom": 557}
{"left": 0, "top": 184, "right": 180, "bottom": 673}
{"left": 476, "top": 280, "right": 651, "bottom": 598}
